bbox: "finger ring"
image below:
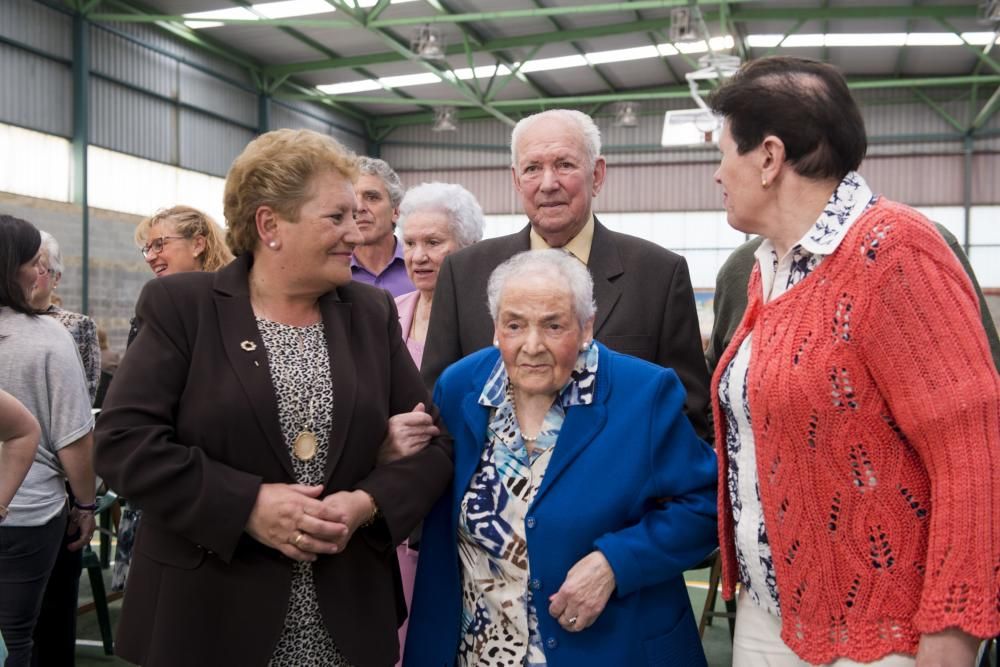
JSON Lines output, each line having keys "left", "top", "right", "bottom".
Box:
{"left": 568, "top": 616, "right": 578, "bottom": 626}
{"left": 293, "top": 532, "right": 304, "bottom": 547}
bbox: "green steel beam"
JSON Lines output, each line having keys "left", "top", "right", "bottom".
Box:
{"left": 366, "top": 0, "right": 391, "bottom": 24}
{"left": 531, "top": 0, "right": 619, "bottom": 93}
{"left": 971, "top": 85, "right": 1000, "bottom": 129}
{"left": 72, "top": 9, "right": 90, "bottom": 314}
{"left": 761, "top": 18, "right": 806, "bottom": 59}
{"left": 935, "top": 17, "right": 1000, "bottom": 75}
{"left": 262, "top": 17, "right": 672, "bottom": 76}
{"left": 484, "top": 46, "right": 542, "bottom": 103}
{"left": 322, "top": 0, "right": 517, "bottom": 126}
{"left": 726, "top": 5, "right": 977, "bottom": 21}
{"left": 367, "top": 75, "right": 1000, "bottom": 129}
{"left": 912, "top": 89, "right": 966, "bottom": 133}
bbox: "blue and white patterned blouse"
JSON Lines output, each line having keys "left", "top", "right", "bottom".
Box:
{"left": 720, "top": 172, "right": 876, "bottom": 616}
{"left": 456, "top": 343, "right": 598, "bottom": 667}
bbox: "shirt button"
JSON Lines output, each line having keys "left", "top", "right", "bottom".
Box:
{"left": 545, "top": 637, "right": 558, "bottom": 650}
{"left": 526, "top": 516, "right": 537, "bottom": 529}
{"left": 529, "top": 578, "right": 541, "bottom": 591}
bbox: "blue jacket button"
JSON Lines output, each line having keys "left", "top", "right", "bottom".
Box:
{"left": 529, "top": 578, "right": 541, "bottom": 591}
{"left": 526, "top": 516, "right": 537, "bottom": 529}
{"left": 545, "top": 637, "right": 558, "bottom": 649}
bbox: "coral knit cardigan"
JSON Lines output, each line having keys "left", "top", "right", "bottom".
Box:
{"left": 711, "top": 198, "right": 1000, "bottom": 664}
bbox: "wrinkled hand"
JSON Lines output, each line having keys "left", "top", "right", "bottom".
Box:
{"left": 916, "top": 628, "right": 981, "bottom": 667}
{"left": 301, "top": 490, "right": 374, "bottom": 554}
{"left": 246, "top": 483, "right": 346, "bottom": 562}
{"left": 377, "top": 403, "right": 439, "bottom": 465}
{"left": 548, "top": 551, "right": 616, "bottom": 632}
{"left": 66, "top": 508, "right": 96, "bottom": 552}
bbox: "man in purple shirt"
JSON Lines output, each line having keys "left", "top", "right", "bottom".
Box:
{"left": 351, "top": 157, "right": 415, "bottom": 297}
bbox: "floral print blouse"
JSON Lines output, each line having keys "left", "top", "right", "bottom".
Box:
{"left": 456, "top": 343, "right": 598, "bottom": 667}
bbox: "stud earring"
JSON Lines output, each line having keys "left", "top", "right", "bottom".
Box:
{"left": 580, "top": 341, "right": 591, "bottom": 351}
{"left": 761, "top": 177, "right": 768, "bottom": 188}
{"left": 268, "top": 241, "right": 278, "bottom": 249}
{"left": 493, "top": 339, "right": 499, "bottom": 347}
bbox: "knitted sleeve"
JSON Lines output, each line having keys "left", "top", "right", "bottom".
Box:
{"left": 858, "top": 214, "right": 1000, "bottom": 638}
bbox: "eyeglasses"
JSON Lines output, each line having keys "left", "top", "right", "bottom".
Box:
{"left": 140, "top": 236, "right": 186, "bottom": 257}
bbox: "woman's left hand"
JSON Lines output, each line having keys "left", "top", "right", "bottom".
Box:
{"left": 548, "top": 551, "right": 616, "bottom": 632}
{"left": 299, "top": 490, "right": 374, "bottom": 554}
{"left": 915, "top": 628, "right": 981, "bottom": 667}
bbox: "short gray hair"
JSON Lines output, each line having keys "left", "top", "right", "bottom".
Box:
{"left": 38, "top": 230, "right": 63, "bottom": 275}
{"left": 487, "top": 250, "right": 596, "bottom": 329}
{"left": 510, "top": 109, "right": 602, "bottom": 169}
{"left": 357, "top": 156, "right": 404, "bottom": 208}
{"left": 398, "top": 182, "right": 485, "bottom": 249}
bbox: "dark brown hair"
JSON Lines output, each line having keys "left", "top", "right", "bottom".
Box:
{"left": 709, "top": 56, "right": 867, "bottom": 180}
{"left": 0, "top": 215, "right": 41, "bottom": 315}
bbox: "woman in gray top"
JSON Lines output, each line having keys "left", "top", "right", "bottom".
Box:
{"left": 0, "top": 215, "right": 96, "bottom": 667}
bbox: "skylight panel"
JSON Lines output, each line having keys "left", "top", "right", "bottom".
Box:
{"left": 519, "top": 55, "right": 589, "bottom": 73}
{"left": 252, "top": 0, "right": 335, "bottom": 19}
{"left": 585, "top": 45, "right": 660, "bottom": 65}
{"left": 317, "top": 80, "right": 382, "bottom": 95}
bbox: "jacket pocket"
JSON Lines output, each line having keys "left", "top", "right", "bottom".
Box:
{"left": 642, "top": 612, "right": 707, "bottom": 667}
{"left": 134, "top": 522, "right": 207, "bottom": 570}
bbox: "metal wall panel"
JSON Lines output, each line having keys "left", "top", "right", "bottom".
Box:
{"left": 972, "top": 154, "right": 1000, "bottom": 205}
{"left": 179, "top": 65, "right": 257, "bottom": 128}
{"left": 90, "top": 23, "right": 177, "bottom": 99}
{"left": 90, "top": 77, "right": 176, "bottom": 164}
{"left": 397, "top": 168, "right": 521, "bottom": 214}
{"left": 0, "top": 0, "right": 71, "bottom": 60}
{"left": 178, "top": 110, "right": 255, "bottom": 177}
{"left": 0, "top": 43, "right": 71, "bottom": 137}
{"left": 269, "top": 102, "right": 367, "bottom": 155}
{"left": 862, "top": 155, "right": 964, "bottom": 206}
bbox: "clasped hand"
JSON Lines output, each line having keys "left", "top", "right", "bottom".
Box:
{"left": 246, "top": 484, "right": 373, "bottom": 562}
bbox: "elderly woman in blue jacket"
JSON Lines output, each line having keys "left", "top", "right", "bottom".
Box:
{"left": 404, "top": 250, "right": 718, "bottom": 667}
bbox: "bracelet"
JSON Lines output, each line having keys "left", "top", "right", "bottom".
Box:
{"left": 358, "top": 491, "right": 380, "bottom": 528}
{"left": 0, "top": 504, "right": 8, "bottom": 523}
{"left": 72, "top": 499, "right": 98, "bottom": 512}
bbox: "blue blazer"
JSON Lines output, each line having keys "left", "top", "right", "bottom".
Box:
{"left": 405, "top": 343, "right": 718, "bottom": 667}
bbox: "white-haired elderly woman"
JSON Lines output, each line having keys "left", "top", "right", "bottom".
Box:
{"left": 30, "top": 231, "right": 100, "bottom": 404}
{"left": 396, "top": 182, "right": 485, "bottom": 368}
{"left": 404, "top": 249, "right": 718, "bottom": 667}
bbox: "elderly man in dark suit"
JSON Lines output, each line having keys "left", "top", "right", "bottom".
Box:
{"left": 421, "top": 109, "right": 711, "bottom": 439}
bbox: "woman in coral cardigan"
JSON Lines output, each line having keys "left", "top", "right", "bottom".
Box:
{"left": 707, "top": 56, "right": 999, "bottom": 666}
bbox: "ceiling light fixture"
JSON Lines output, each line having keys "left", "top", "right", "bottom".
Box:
{"left": 432, "top": 106, "right": 458, "bottom": 132}
{"left": 412, "top": 24, "right": 446, "bottom": 60}
{"left": 615, "top": 101, "right": 640, "bottom": 128}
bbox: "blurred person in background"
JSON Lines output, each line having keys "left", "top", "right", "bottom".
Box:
{"left": 0, "top": 215, "right": 96, "bottom": 667}
{"left": 351, "top": 157, "right": 415, "bottom": 297}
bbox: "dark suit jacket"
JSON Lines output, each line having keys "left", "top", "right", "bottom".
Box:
{"left": 421, "top": 218, "right": 711, "bottom": 440}
{"left": 705, "top": 224, "right": 1000, "bottom": 375}
{"left": 94, "top": 254, "right": 453, "bottom": 667}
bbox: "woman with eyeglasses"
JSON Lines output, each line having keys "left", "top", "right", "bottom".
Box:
{"left": 111, "top": 206, "right": 234, "bottom": 592}
{"left": 0, "top": 215, "right": 96, "bottom": 667}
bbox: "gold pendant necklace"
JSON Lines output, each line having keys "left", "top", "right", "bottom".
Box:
{"left": 293, "top": 430, "right": 318, "bottom": 461}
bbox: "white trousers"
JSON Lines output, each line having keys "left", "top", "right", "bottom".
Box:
{"left": 732, "top": 590, "right": 916, "bottom": 667}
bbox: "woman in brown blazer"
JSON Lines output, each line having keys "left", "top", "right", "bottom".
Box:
{"left": 94, "top": 129, "right": 453, "bottom": 667}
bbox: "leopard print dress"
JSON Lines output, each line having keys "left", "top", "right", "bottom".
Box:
{"left": 257, "top": 318, "right": 352, "bottom": 667}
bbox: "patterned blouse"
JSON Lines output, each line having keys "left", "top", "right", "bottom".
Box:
{"left": 457, "top": 344, "right": 598, "bottom": 667}
{"left": 719, "top": 172, "right": 876, "bottom": 616}
{"left": 42, "top": 305, "right": 100, "bottom": 404}
{"left": 257, "top": 318, "right": 351, "bottom": 667}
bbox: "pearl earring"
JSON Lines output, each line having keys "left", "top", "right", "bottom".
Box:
{"left": 580, "top": 341, "right": 591, "bottom": 351}
{"left": 268, "top": 241, "right": 277, "bottom": 249}
{"left": 761, "top": 177, "right": 768, "bottom": 188}
{"left": 493, "top": 339, "right": 499, "bottom": 347}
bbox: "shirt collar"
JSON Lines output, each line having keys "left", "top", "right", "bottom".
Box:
{"left": 478, "top": 343, "right": 599, "bottom": 409}
{"left": 529, "top": 214, "right": 595, "bottom": 265}
{"left": 350, "top": 235, "right": 404, "bottom": 271}
{"left": 754, "top": 171, "right": 875, "bottom": 266}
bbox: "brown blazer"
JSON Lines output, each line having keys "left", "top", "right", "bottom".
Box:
{"left": 94, "top": 253, "right": 453, "bottom": 667}
{"left": 421, "top": 218, "right": 712, "bottom": 440}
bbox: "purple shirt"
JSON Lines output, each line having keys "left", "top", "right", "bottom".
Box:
{"left": 350, "top": 237, "right": 414, "bottom": 298}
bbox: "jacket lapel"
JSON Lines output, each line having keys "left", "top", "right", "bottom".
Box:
{"left": 213, "top": 255, "right": 296, "bottom": 479}
{"left": 320, "top": 291, "right": 356, "bottom": 482}
{"left": 587, "top": 218, "right": 624, "bottom": 336}
{"left": 452, "top": 392, "right": 489, "bottom": 515}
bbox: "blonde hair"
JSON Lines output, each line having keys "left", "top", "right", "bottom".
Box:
{"left": 135, "top": 205, "right": 233, "bottom": 272}
{"left": 223, "top": 129, "right": 359, "bottom": 256}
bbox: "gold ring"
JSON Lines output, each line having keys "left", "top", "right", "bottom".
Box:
{"left": 568, "top": 616, "right": 578, "bottom": 626}
{"left": 293, "top": 532, "right": 304, "bottom": 547}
